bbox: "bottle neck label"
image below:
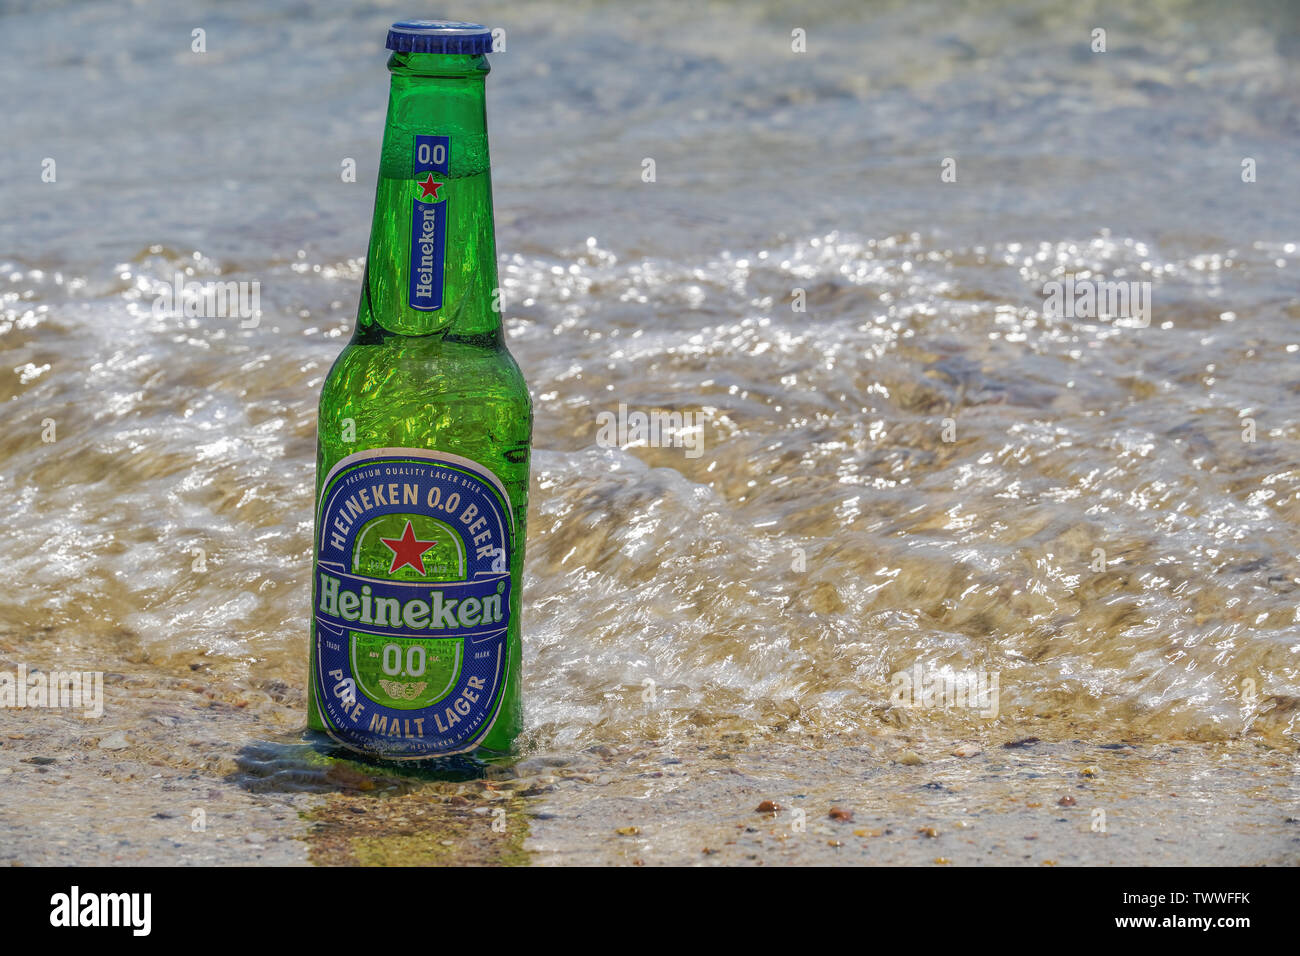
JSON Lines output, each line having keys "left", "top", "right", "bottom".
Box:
{"left": 312, "top": 447, "right": 514, "bottom": 758}
{"left": 408, "top": 134, "right": 450, "bottom": 312}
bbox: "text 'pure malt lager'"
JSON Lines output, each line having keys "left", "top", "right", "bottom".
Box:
{"left": 308, "top": 20, "right": 531, "bottom": 760}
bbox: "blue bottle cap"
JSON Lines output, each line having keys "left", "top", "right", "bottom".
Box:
{"left": 386, "top": 20, "right": 493, "bottom": 55}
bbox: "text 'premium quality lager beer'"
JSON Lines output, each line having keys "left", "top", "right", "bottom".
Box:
{"left": 309, "top": 21, "right": 532, "bottom": 759}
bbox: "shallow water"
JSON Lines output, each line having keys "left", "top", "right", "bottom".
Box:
{"left": 0, "top": 0, "right": 1298, "bottom": 864}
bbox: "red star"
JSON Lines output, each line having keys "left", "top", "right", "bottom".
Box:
{"left": 417, "top": 174, "right": 443, "bottom": 200}
{"left": 380, "top": 520, "right": 437, "bottom": 575}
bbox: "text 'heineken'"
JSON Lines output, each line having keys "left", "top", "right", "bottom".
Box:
{"left": 309, "top": 20, "right": 532, "bottom": 759}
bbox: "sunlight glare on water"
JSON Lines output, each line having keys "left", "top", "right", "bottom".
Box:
{"left": 0, "top": 0, "right": 1298, "bottom": 864}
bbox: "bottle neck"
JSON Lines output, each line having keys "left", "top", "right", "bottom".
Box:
{"left": 356, "top": 52, "right": 500, "bottom": 343}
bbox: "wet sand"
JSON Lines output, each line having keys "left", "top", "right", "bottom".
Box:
{"left": 2, "top": 648, "right": 1295, "bottom": 866}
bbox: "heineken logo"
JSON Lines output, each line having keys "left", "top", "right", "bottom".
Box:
{"left": 311, "top": 449, "right": 515, "bottom": 757}
{"left": 417, "top": 173, "right": 444, "bottom": 200}
{"left": 380, "top": 519, "right": 437, "bottom": 574}
{"left": 316, "top": 571, "right": 507, "bottom": 636}
{"left": 408, "top": 133, "right": 449, "bottom": 312}
{"left": 409, "top": 198, "right": 446, "bottom": 311}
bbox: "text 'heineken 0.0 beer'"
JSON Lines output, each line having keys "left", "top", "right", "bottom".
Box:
{"left": 309, "top": 21, "right": 531, "bottom": 759}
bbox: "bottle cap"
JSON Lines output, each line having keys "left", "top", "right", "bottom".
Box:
{"left": 386, "top": 20, "right": 493, "bottom": 55}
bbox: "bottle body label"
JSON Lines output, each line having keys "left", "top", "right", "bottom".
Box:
{"left": 312, "top": 447, "right": 513, "bottom": 758}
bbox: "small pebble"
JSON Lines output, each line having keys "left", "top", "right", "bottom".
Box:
{"left": 755, "top": 800, "right": 782, "bottom": 813}
{"left": 952, "top": 743, "right": 982, "bottom": 758}
{"left": 898, "top": 751, "right": 924, "bottom": 766}
{"left": 1058, "top": 795, "right": 1077, "bottom": 807}
{"left": 98, "top": 732, "right": 129, "bottom": 751}
{"left": 917, "top": 826, "right": 939, "bottom": 838}
{"left": 615, "top": 826, "right": 640, "bottom": 836}
{"left": 828, "top": 806, "right": 854, "bottom": 822}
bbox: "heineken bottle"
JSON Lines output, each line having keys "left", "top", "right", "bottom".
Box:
{"left": 308, "top": 20, "right": 531, "bottom": 759}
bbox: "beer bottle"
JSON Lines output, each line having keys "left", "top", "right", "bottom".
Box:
{"left": 308, "top": 21, "right": 531, "bottom": 759}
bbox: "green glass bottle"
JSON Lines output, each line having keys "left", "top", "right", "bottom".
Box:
{"left": 308, "top": 21, "right": 531, "bottom": 760}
